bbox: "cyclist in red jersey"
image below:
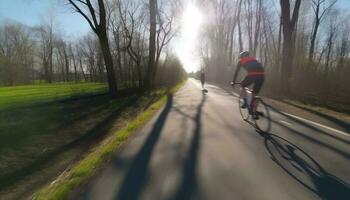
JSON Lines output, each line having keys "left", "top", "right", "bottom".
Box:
{"left": 231, "top": 51, "right": 265, "bottom": 117}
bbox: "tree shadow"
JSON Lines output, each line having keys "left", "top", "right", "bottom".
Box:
{"left": 173, "top": 93, "right": 206, "bottom": 200}
{"left": 271, "top": 119, "right": 350, "bottom": 159}
{"left": 266, "top": 104, "right": 350, "bottom": 145}
{"left": 0, "top": 95, "right": 140, "bottom": 191}
{"left": 259, "top": 131, "right": 350, "bottom": 200}
{"left": 114, "top": 94, "right": 173, "bottom": 200}
{"left": 0, "top": 91, "right": 140, "bottom": 155}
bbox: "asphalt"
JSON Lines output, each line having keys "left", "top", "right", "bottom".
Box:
{"left": 74, "top": 79, "right": 350, "bottom": 200}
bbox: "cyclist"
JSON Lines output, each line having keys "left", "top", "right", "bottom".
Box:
{"left": 231, "top": 51, "right": 265, "bottom": 119}
{"left": 200, "top": 71, "right": 205, "bottom": 88}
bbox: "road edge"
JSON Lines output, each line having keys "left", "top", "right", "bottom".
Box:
{"left": 32, "top": 80, "right": 186, "bottom": 200}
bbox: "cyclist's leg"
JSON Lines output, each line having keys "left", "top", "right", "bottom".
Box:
{"left": 241, "top": 76, "right": 254, "bottom": 108}
{"left": 252, "top": 76, "right": 264, "bottom": 95}
{"left": 251, "top": 76, "right": 265, "bottom": 118}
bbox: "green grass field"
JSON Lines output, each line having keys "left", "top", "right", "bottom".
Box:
{"left": 33, "top": 81, "right": 186, "bottom": 200}
{"left": 0, "top": 82, "right": 135, "bottom": 198}
{"left": 0, "top": 80, "right": 186, "bottom": 199}
{"left": 0, "top": 82, "right": 107, "bottom": 110}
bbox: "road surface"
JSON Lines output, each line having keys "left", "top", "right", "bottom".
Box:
{"left": 75, "top": 79, "right": 350, "bottom": 200}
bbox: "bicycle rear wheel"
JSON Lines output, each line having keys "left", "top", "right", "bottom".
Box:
{"left": 254, "top": 98, "right": 271, "bottom": 132}
{"left": 238, "top": 96, "right": 250, "bottom": 120}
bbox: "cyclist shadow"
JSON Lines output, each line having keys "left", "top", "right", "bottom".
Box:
{"left": 258, "top": 131, "right": 350, "bottom": 200}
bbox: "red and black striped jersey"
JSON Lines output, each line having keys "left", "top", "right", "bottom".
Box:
{"left": 238, "top": 57, "right": 264, "bottom": 76}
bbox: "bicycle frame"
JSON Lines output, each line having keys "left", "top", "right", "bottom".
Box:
{"left": 233, "top": 83, "right": 258, "bottom": 113}
{"left": 231, "top": 82, "right": 271, "bottom": 132}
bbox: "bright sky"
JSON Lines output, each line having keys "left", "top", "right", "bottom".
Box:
{"left": 174, "top": 1, "right": 203, "bottom": 73}
{"left": 1, "top": 0, "right": 349, "bottom": 72}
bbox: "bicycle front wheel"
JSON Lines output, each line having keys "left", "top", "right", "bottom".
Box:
{"left": 254, "top": 98, "right": 271, "bottom": 132}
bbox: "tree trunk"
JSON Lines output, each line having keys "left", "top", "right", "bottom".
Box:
{"left": 64, "top": 47, "right": 70, "bottom": 81}
{"left": 277, "top": 17, "right": 282, "bottom": 73}
{"left": 49, "top": 24, "right": 53, "bottom": 83}
{"left": 79, "top": 57, "right": 87, "bottom": 81}
{"left": 309, "top": 0, "right": 320, "bottom": 64}
{"left": 237, "top": 0, "right": 243, "bottom": 52}
{"left": 146, "top": 0, "right": 157, "bottom": 90}
{"left": 281, "top": 30, "right": 293, "bottom": 94}
{"left": 71, "top": 48, "right": 78, "bottom": 82}
{"left": 253, "top": 0, "right": 262, "bottom": 56}
{"left": 98, "top": 33, "right": 118, "bottom": 97}
{"left": 279, "top": 0, "right": 301, "bottom": 95}
{"left": 114, "top": 29, "right": 123, "bottom": 85}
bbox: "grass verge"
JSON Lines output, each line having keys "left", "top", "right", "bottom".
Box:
{"left": 33, "top": 80, "right": 186, "bottom": 200}
{"left": 281, "top": 99, "right": 350, "bottom": 130}
{"left": 282, "top": 100, "right": 350, "bottom": 121}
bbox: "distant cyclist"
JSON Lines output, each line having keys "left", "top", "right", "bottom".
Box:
{"left": 200, "top": 71, "right": 205, "bottom": 88}
{"left": 231, "top": 51, "right": 265, "bottom": 118}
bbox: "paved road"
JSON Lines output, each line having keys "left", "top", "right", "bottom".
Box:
{"left": 76, "top": 79, "right": 350, "bottom": 200}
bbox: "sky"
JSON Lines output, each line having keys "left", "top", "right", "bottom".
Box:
{"left": 0, "top": 0, "right": 90, "bottom": 38}
{"left": 0, "top": 0, "right": 349, "bottom": 72}
{"left": 174, "top": 1, "right": 203, "bottom": 73}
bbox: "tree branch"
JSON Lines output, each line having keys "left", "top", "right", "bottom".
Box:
{"left": 67, "top": 0, "right": 97, "bottom": 32}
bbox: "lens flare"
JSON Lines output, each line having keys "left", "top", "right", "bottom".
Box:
{"left": 175, "top": 2, "right": 203, "bottom": 73}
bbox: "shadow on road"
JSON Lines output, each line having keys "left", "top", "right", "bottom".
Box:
{"left": 173, "top": 93, "right": 207, "bottom": 200}
{"left": 240, "top": 99, "right": 350, "bottom": 199}
{"left": 114, "top": 91, "right": 207, "bottom": 200}
{"left": 258, "top": 131, "right": 350, "bottom": 200}
{"left": 271, "top": 119, "right": 350, "bottom": 159}
{"left": 267, "top": 104, "right": 350, "bottom": 145}
{"left": 114, "top": 94, "right": 173, "bottom": 200}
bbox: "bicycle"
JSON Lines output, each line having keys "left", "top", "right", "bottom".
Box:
{"left": 231, "top": 82, "right": 271, "bottom": 132}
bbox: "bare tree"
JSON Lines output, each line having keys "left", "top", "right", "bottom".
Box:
{"left": 68, "top": 43, "right": 79, "bottom": 82}
{"left": 279, "top": 0, "right": 302, "bottom": 94}
{"left": 146, "top": 0, "right": 157, "bottom": 89}
{"left": 116, "top": 0, "right": 145, "bottom": 88}
{"left": 237, "top": 0, "right": 244, "bottom": 52}
{"left": 0, "top": 23, "right": 34, "bottom": 85}
{"left": 36, "top": 22, "right": 54, "bottom": 83}
{"left": 308, "top": 0, "right": 337, "bottom": 63}
{"left": 154, "top": 1, "right": 177, "bottom": 83}
{"left": 67, "top": 0, "right": 118, "bottom": 97}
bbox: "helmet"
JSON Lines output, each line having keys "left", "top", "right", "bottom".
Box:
{"left": 239, "top": 51, "right": 250, "bottom": 59}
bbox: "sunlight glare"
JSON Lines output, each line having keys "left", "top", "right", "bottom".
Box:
{"left": 175, "top": 2, "right": 203, "bottom": 73}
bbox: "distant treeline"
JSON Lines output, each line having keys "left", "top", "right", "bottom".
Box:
{"left": 0, "top": 0, "right": 186, "bottom": 94}
{"left": 198, "top": 0, "right": 350, "bottom": 111}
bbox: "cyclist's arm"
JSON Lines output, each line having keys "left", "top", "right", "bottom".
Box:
{"left": 232, "top": 63, "right": 241, "bottom": 83}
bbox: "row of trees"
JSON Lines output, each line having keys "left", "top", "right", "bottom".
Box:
{"left": 198, "top": 0, "right": 350, "bottom": 111}
{"left": 0, "top": 0, "right": 186, "bottom": 96}
{"left": 67, "top": 0, "right": 184, "bottom": 96}
{"left": 0, "top": 22, "right": 111, "bottom": 86}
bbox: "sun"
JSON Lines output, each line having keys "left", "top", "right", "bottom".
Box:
{"left": 174, "top": 2, "right": 203, "bottom": 73}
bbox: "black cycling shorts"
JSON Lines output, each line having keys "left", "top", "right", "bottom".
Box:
{"left": 241, "top": 75, "right": 264, "bottom": 94}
